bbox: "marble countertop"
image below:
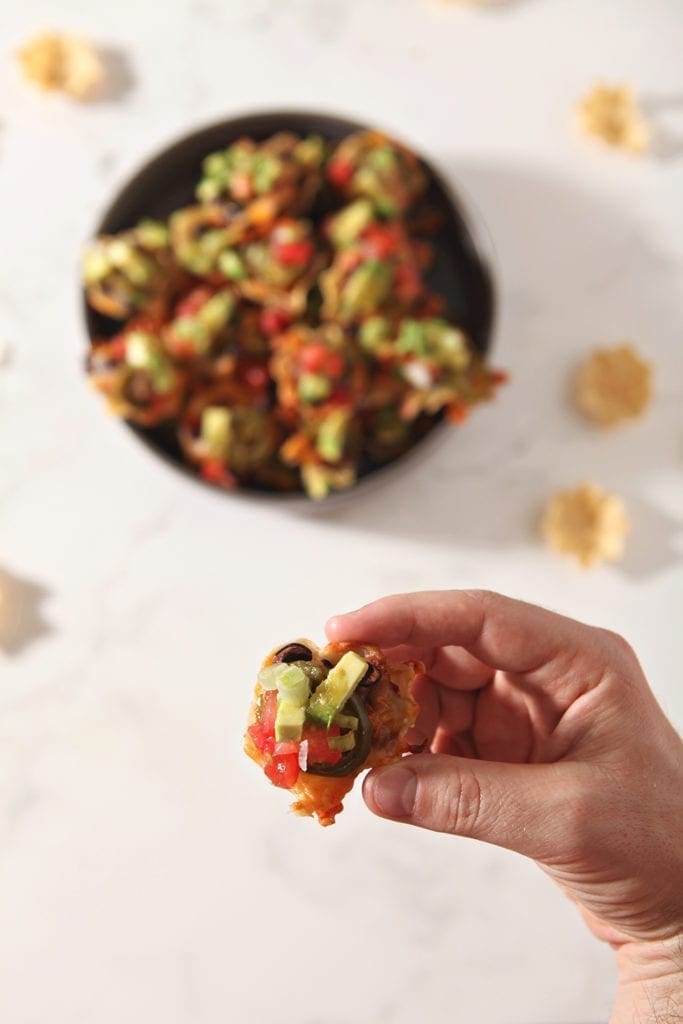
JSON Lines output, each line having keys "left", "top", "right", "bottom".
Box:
{"left": 1, "top": 1, "right": 682, "bottom": 1021}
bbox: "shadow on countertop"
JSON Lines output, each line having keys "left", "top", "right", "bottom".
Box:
{"left": 0, "top": 566, "right": 52, "bottom": 656}
{"left": 307, "top": 162, "right": 683, "bottom": 582}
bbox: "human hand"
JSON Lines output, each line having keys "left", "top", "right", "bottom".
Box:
{"left": 326, "top": 590, "right": 683, "bottom": 1023}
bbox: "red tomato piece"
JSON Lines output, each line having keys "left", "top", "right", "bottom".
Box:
{"left": 260, "top": 307, "right": 292, "bottom": 336}
{"left": 327, "top": 158, "right": 354, "bottom": 187}
{"left": 175, "top": 287, "right": 213, "bottom": 318}
{"left": 242, "top": 363, "right": 270, "bottom": 390}
{"left": 299, "top": 342, "right": 328, "bottom": 373}
{"left": 109, "top": 337, "right": 127, "bottom": 361}
{"left": 201, "top": 459, "right": 236, "bottom": 487}
{"left": 264, "top": 753, "right": 299, "bottom": 789}
{"left": 248, "top": 723, "right": 274, "bottom": 756}
{"left": 362, "top": 225, "right": 399, "bottom": 260}
{"left": 259, "top": 690, "right": 278, "bottom": 733}
{"left": 323, "top": 351, "right": 345, "bottom": 379}
{"left": 274, "top": 239, "right": 314, "bottom": 266}
{"left": 304, "top": 726, "right": 342, "bottom": 765}
{"left": 274, "top": 741, "right": 299, "bottom": 756}
{"left": 394, "top": 264, "right": 423, "bottom": 304}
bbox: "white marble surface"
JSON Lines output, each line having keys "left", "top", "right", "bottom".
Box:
{"left": 1, "top": 1, "right": 682, "bottom": 1021}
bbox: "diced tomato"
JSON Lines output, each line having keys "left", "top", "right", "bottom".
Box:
{"left": 201, "top": 459, "right": 236, "bottom": 487}
{"left": 304, "top": 725, "right": 342, "bottom": 766}
{"left": 259, "top": 690, "right": 278, "bottom": 733}
{"left": 264, "top": 753, "right": 299, "bottom": 789}
{"left": 274, "top": 741, "right": 299, "bottom": 756}
{"left": 446, "top": 403, "right": 470, "bottom": 425}
{"left": 260, "top": 307, "right": 292, "bottom": 336}
{"left": 109, "top": 337, "right": 127, "bottom": 361}
{"left": 324, "top": 351, "right": 345, "bottom": 379}
{"left": 248, "top": 722, "right": 275, "bottom": 756}
{"left": 326, "top": 385, "right": 352, "bottom": 408}
{"left": 362, "top": 224, "right": 399, "bottom": 260}
{"left": 241, "top": 363, "right": 270, "bottom": 390}
{"left": 299, "top": 342, "right": 328, "bottom": 373}
{"left": 274, "top": 239, "right": 315, "bottom": 266}
{"left": 175, "top": 287, "right": 213, "bottom": 318}
{"left": 327, "top": 158, "right": 354, "bottom": 187}
{"left": 394, "top": 264, "right": 423, "bottom": 304}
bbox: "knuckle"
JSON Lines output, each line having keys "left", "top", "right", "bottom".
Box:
{"left": 596, "top": 627, "right": 637, "bottom": 667}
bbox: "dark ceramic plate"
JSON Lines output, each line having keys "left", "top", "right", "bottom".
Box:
{"left": 84, "top": 110, "right": 496, "bottom": 501}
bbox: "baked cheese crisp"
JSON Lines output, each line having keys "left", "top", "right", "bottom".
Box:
{"left": 576, "top": 83, "right": 651, "bottom": 154}
{"left": 542, "top": 482, "right": 630, "bottom": 569}
{"left": 576, "top": 344, "right": 653, "bottom": 428}
{"left": 17, "top": 33, "right": 105, "bottom": 100}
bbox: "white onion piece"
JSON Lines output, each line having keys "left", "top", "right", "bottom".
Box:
{"left": 298, "top": 740, "right": 309, "bottom": 771}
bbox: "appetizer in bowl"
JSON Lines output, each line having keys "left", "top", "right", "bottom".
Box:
{"left": 245, "top": 639, "right": 421, "bottom": 825}
{"left": 83, "top": 113, "right": 502, "bottom": 500}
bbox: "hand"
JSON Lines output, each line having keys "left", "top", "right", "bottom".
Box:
{"left": 326, "top": 590, "right": 683, "bottom": 1023}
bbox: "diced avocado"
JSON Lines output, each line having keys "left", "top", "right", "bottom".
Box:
{"left": 340, "top": 260, "right": 392, "bottom": 317}
{"left": 374, "top": 194, "right": 398, "bottom": 218}
{"left": 396, "top": 319, "right": 428, "bottom": 357}
{"left": 82, "top": 248, "right": 111, "bottom": 284}
{"left": 218, "top": 249, "right": 247, "bottom": 280}
{"left": 275, "top": 664, "right": 310, "bottom": 707}
{"left": 177, "top": 242, "right": 214, "bottom": 276}
{"left": 428, "top": 321, "right": 470, "bottom": 370}
{"left": 136, "top": 219, "right": 169, "bottom": 249}
{"left": 202, "top": 151, "right": 229, "bottom": 178}
{"left": 328, "top": 200, "right": 375, "bottom": 248}
{"left": 358, "top": 315, "right": 391, "bottom": 353}
{"left": 367, "top": 145, "right": 399, "bottom": 172}
{"left": 198, "top": 229, "right": 231, "bottom": 260}
{"left": 172, "top": 316, "right": 211, "bottom": 353}
{"left": 125, "top": 332, "right": 175, "bottom": 394}
{"left": 316, "top": 409, "right": 349, "bottom": 464}
{"left": 275, "top": 702, "right": 306, "bottom": 743}
{"left": 298, "top": 373, "right": 332, "bottom": 404}
{"left": 108, "top": 238, "right": 134, "bottom": 267}
{"left": 295, "top": 135, "right": 326, "bottom": 167}
{"left": 307, "top": 651, "right": 369, "bottom": 726}
{"left": 201, "top": 406, "right": 232, "bottom": 460}
{"left": 196, "top": 178, "right": 223, "bottom": 203}
{"left": 252, "top": 154, "right": 281, "bottom": 194}
{"left": 198, "top": 292, "right": 235, "bottom": 331}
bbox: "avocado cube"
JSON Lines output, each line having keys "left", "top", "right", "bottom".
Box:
{"left": 307, "top": 651, "right": 368, "bottom": 726}
{"left": 275, "top": 701, "right": 306, "bottom": 743}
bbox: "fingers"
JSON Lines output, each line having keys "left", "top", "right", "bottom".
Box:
{"left": 327, "top": 590, "right": 598, "bottom": 676}
{"left": 408, "top": 674, "right": 477, "bottom": 749}
{"left": 363, "top": 753, "right": 574, "bottom": 861}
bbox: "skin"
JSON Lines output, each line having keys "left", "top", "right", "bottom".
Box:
{"left": 326, "top": 590, "right": 683, "bottom": 1024}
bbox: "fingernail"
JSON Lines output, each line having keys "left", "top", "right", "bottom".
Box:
{"left": 369, "top": 766, "right": 417, "bottom": 818}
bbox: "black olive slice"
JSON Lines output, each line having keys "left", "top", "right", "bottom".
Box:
{"left": 274, "top": 642, "right": 313, "bottom": 663}
{"left": 305, "top": 693, "right": 372, "bottom": 777}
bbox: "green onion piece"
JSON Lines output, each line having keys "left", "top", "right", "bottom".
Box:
{"left": 327, "top": 732, "right": 357, "bottom": 752}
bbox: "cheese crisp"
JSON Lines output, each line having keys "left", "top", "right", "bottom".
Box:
{"left": 576, "top": 83, "right": 651, "bottom": 154}
{"left": 17, "top": 33, "right": 104, "bottom": 100}
{"left": 542, "top": 482, "right": 630, "bottom": 568}
{"left": 576, "top": 343, "right": 653, "bottom": 428}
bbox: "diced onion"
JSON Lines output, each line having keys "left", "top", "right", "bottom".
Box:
{"left": 401, "top": 360, "right": 432, "bottom": 390}
{"left": 298, "top": 740, "right": 309, "bottom": 771}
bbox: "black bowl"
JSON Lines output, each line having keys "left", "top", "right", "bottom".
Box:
{"left": 84, "top": 110, "right": 496, "bottom": 502}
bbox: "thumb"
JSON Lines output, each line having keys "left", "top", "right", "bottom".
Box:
{"left": 363, "top": 754, "right": 575, "bottom": 861}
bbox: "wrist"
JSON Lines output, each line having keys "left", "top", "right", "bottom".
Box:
{"left": 611, "top": 935, "right": 683, "bottom": 1023}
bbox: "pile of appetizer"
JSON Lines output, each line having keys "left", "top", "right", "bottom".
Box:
{"left": 84, "top": 129, "right": 504, "bottom": 499}
{"left": 245, "top": 639, "right": 420, "bottom": 825}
